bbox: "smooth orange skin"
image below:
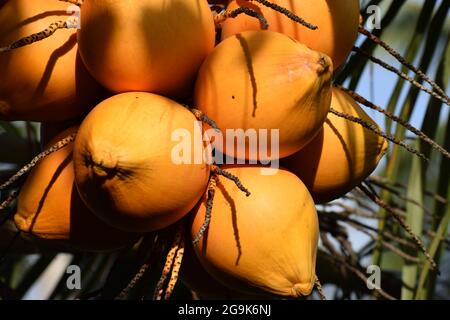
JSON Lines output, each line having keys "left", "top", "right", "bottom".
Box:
{"left": 191, "top": 166, "right": 319, "bottom": 298}
{"left": 14, "top": 127, "right": 138, "bottom": 252}
{"left": 194, "top": 31, "right": 332, "bottom": 160}
{"left": 77, "top": 0, "right": 216, "bottom": 98}
{"left": 73, "top": 92, "right": 211, "bottom": 233}
{"left": 281, "top": 87, "right": 388, "bottom": 203}
{"left": 221, "top": 0, "right": 360, "bottom": 69}
{"left": 0, "top": 0, "right": 105, "bottom": 122}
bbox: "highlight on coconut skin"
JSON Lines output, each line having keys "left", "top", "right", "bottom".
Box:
{"left": 0, "top": 0, "right": 449, "bottom": 304}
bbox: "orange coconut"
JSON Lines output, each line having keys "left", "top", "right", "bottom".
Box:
{"left": 281, "top": 87, "right": 388, "bottom": 203}
{"left": 0, "top": 0, "right": 105, "bottom": 121}
{"left": 77, "top": 0, "right": 215, "bottom": 98}
{"left": 73, "top": 92, "right": 211, "bottom": 233}
{"left": 191, "top": 166, "right": 319, "bottom": 297}
{"left": 194, "top": 30, "right": 332, "bottom": 160}
{"left": 221, "top": 0, "right": 360, "bottom": 68}
{"left": 14, "top": 127, "right": 138, "bottom": 252}
{"left": 181, "top": 238, "right": 268, "bottom": 299}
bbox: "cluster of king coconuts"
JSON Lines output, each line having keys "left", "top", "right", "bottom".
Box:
{"left": 0, "top": 0, "right": 387, "bottom": 299}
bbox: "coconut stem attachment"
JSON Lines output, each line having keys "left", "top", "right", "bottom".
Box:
{"left": 358, "top": 26, "right": 449, "bottom": 102}
{"left": 249, "top": 0, "right": 318, "bottom": 30}
{"left": 329, "top": 107, "right": 428, "bottom": 161}
{"left": 192, "top": 166, "right": 251, "bottom": 246}
{"left": 214, "top": 7, "right": 269, "bottom": 30}
{"left": 0, "top": 133, "right": 76, "bottom": 191}
{"left": 0, "top": 20, "right": 78, "bottom": 53}
{"left": 336, "top": 85, "right": 450, "bottom": 160}
{"left": 358, "top": 183, "right": 439, "bottom": 273}
{"left": 87, "top": 154, "right": 120, "bottom": 180}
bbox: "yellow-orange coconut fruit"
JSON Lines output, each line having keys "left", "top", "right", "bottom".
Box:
{"left": 181, "top": 239, "right": 267, "bottom": 299}
{"left": 0, "top": 0, "right": 105, "bottom": 121}
{"left": 73, "top": 92, "right": 211, "bottom": 233}
{"left": 77, "top": 0, "right": 215, "bottom": 98}
{"left": 194, "top": 30, "right": 332, "bottom": 160}
{"left": 191, "top": 166, "right": 319, "bottom": 297}
{"left": 221, "top": 0, "right": 360, "bottom": 68}
{"left": 281, "top": 87, "right": 388, "bottom": 203}
{"left": 14, "top": 127, "right": 138, "bottom": 251}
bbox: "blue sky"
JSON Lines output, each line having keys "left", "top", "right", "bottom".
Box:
{"left": 355, "top": 0, "right": 450, "bottom": 134}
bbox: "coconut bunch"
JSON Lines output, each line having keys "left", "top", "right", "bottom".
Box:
{"left": 0, "top": 0, "right": 394, "bottom": 299}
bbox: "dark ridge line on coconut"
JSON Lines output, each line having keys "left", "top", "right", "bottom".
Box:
{"left": 358, "top": 183, "right": 439, "bottom": 274}
{"left": 192, "top": 175, "right": 217, "bottom": 246}
{"left": 250, "top": 0, "right": 318, "bottom": 30}
{"left": 358, "top": 26, "right": 449, "bottom": 102}
{"left": 153, "top": 225, "right": 184, "bottom": 300}
{"left": 351, "top": 47, "right": 450, "bottom": 106}
{"left": 336, "top": 85, "right": 450, "bottom": 160}
{"left": 214, "top": 7, "right": 269, "bottom": 30}
{"left": 328, "top": 107, "right": 428, "bottom": 161}
{"left": 0, "top": 133, "right": 76, "bottom": 191}
{"left": 0, "top": 20, "right": 78, "bottom": 53}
